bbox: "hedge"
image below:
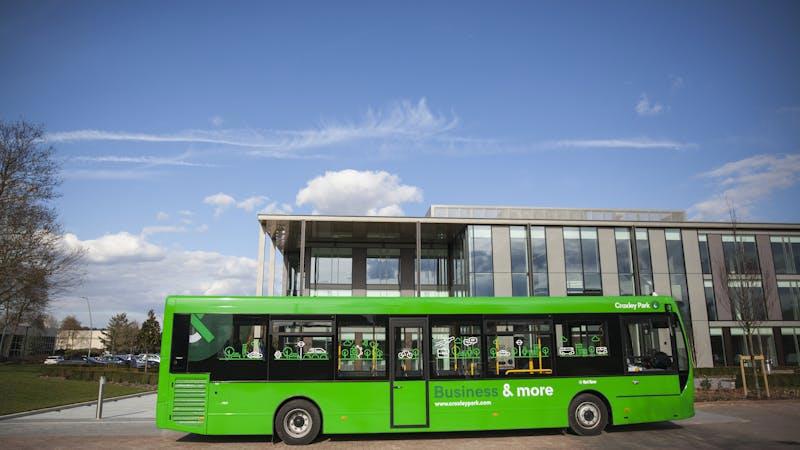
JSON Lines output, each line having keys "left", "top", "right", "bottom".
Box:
{"left": 42, "top": 365, "right": 158, "bottom": 385}
{"left": 735, "top": 373, "right": 800, "bottom": 389}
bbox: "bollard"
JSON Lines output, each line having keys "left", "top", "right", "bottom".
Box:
{"left": 96, "top": 376, "right": 106, "bottom": 420}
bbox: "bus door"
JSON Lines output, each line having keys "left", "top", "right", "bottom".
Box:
{"left": 389, "top": 317, "right": 429, "bottom": 428}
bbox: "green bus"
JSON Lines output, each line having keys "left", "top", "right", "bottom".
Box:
{"left": 156, "top": 295, "right": 693, "bottom": 444}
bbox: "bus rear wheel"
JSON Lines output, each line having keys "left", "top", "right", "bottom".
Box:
{"left": 275, "top": 399, "right": 321, "bottom": 445}
{"left": 568, "top": 393, "right": 608, "bottom": 436}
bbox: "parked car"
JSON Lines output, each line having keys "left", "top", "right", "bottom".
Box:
{"left": 97, "top": 355, "right": 126, "bottom": 366}
{"left": 58, "top": 356, "right": 96, "bottom": 366}
{"left": 131, "top": 355, "right": 160, "bottom": 369}
{"left": 43, "top": 355, "right": 64, "bottom": 365}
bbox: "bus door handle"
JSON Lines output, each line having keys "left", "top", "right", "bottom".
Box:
{"left": 393, "top": 384, "right": 402, "bottom": 389}
{"left": 632, "top": 379, "right": 640, "bottom": 385}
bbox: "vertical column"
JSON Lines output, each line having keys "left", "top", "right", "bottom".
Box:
{"left": 649, "top": 229, "right": 670, "bottom": 296}
{"left": 400, "top": 248, "right": 416, "bottom": 296}
{"left": 492, "top": 225, "right": 512, "bottom": 297}
{"left": 546, "top": 227, "right": 566, "bottom": 296}
{"left": 298, "top": 220, "right": 306, "bottom": 297}
{"left": 352, "top": 248, "right": 367, "bottom": 297}
{"left": 526, "top": 224, "right": 534, "bottom": 296}
{"left": 598, "top": 228, "right": 619, "bottom": 296}
{"left": 683, "top": 229, "right": 713, "bottom": 368}
{"left": 416, "top": 221, "right": 422, "bottom": 298}
{"left": 267, "top": 236, "right": 276, "bottom": 296}
{"left": 708, "top": 234, "right": 732, "bottom": 320}
{"left": 256, "top": 223, "right": 266, "bottom": 296}
{"left": 757, "top": 234, "right": 782, "bottom": 320}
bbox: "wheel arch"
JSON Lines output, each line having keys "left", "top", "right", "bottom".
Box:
{"left": 571, "top": 390, "right": 614, "bottom": 425}
{"left": 272, "top": 396, "right": 324, "bottom": 435}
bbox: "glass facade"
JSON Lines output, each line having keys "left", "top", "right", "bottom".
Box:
{"left": 778, "top": 281, "right": 800, "bottom": 321}
{"left": 698, "top": 234, "right": 712, "bottom": 274}
{"left": 771, "top": 236, "right": 800, "bottom": 274}
{"left": 468, "top": 225, "right": 494, "bottom": 296}
{"left": 530, "top": 227, "right": 549, "bottom": 296}
{"left": 722, "top": 235, "right": 760, "bottom": 274}
{"left": 564, "top": 227, "right": 601, "bottom": 295}
{"left": 310, "top": 248, "right": 352, "bottom": 296}
{"left": 367, "top": 248, "right": 400, "bottom": 296}
{"left": 727, "top": 280, "right": 767, "bottom": 321}
{"left": 704, "top": 280, "right": 717, "bottom": 321}
{"left": 614, "top": 229, "right": 635, "bottom": 296}
{"left": 665, "top": 230, "right": 691, "bottom": 324}
{"left": 420, "top": 248, "right": 448, "bottom": 297}
{"left": 782, "top": 328, "right": 800, "bottom": 367}
{"left": 636, "top": 230, "right": 654, "bottom": 295}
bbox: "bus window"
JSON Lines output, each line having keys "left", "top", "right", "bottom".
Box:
{"left": 181, "top": 314, "right": 269, "bottom": 380}
{"left": 270, "top": 318, "right": 334, "bottom": 380}
{"left": 394, "top": 326, "right": 424, "bottom": 378}
{"left": 622, "top": 316, "right": 675, "bottom": 373}
{"left": 170, "top": 314, "right": 189, "bottom": 373}
{"left": 556, "top": 321, "right": 609, "bottom": 358}
{"left": 186, "top": 314, "right": 234, "bottom": 372}
{"left": 430, "top": 319, "right": 482, "bottom": 378}
{"left": 337, "top": 316, "right": 387, "bottom": 378}
{"left": 485, "top": 319, "right": 553, "bottom": 376}
{"left": 672, "top": 314, "right": 689, "bottom": 372}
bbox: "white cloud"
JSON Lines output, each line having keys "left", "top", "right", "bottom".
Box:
{"left": 296, "top": 169, "right": 422, "bottom": 216}
{"left": 62, "top": 169, "right": 159, "bottom": 180}
{"left": 635, "top": 93, "right": 664, "bottom": 116}
{"left": 260, "top": 202, "right": 294, "bottom": 215}
{"left": 670, "top": 75, "right": 685, "bottom": 92}
{"left": 55, "top": 232, "right": 256, "bottom": 325}
{"left": 688, "top": 153, "right": 800, "bottom": 219}
{"left": 61, "top": 232, "right": 163, "bottom": 264}
{"left": 195, "top": 224, "right": 209, "bottom": 233}
{"left": 210, "top": 115, "right": 224, "bottom": 127}
{"left": 71, "top": 153, "right": 211, "bottom": 167}
{"left": 44, "top": 98, "right": 457, "bottom": 158}
{"left": 156, "top": 211, "right": 169, "bottom": 221}
{"left": 204, "top": 192, "right": 236, "bottom": 217}
{"left": 551, "top": 138, "right": 692, "bottom": 150}
{"left": 236, "top": 196, "right": 268, "bottom": 212}
{"left": 141, "top": 225, "right": 188, "bottom": 236}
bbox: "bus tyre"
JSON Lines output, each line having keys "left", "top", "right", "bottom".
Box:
{"left": 568, "top": 393, "right": 608, "bottom": 436}
{"left": 275, "top": 399, "right": 321, "bottom": 445}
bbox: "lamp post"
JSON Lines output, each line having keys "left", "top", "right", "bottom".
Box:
{"left": 83, "top": 297, "right": 93, "bottom": 359}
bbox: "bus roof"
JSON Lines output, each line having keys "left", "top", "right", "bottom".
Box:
{"left": 165, "top": 295, "right": 679, "bottom": 316}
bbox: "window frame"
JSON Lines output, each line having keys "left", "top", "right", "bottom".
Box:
{"left": 335, "top": 315, "right": 389, "bottom": 380}
{"left": 429, "top": 316, "right": 484, "bottom": 380}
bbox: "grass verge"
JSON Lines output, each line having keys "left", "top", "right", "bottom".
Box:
{"left": 0, "top": 364, "right": 151, "bottom": 415}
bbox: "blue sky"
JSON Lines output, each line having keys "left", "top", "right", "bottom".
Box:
{"left": 1, "top": 1, "right": 799, "bottom": 324}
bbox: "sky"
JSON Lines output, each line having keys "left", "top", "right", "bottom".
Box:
{"left": 1, "top": 1, "right": 799, "bottom": 326}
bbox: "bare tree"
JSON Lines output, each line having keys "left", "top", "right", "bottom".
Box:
{"left": 0, "top": 120, "right": 85, "bottom": 357}
{"left": 722, "top": 205, "right": 766, "bottom": 398}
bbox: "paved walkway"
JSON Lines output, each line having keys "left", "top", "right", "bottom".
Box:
{"left": 1, "top": 397, "right": 798, "bottom": 449}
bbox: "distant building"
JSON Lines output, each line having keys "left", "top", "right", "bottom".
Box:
{"left": 0, "top": 325, "right": 57, "bottom": 358}
{"left": 256, "top": 204, "right": 800, "bottom": 368}
{"left": 55, "top": 329, "right": 105, "bottom": 351}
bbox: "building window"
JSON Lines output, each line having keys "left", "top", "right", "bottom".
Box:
{"left": 636, "top": 230, "right": 654, "bottom": 295}
{"left": 771, "top": 236, "right": 800, "bottom": 275}
{"left": 699, "top": 234, "right": 712, "bottom": 275}
{"left": 778, "top": 281, "right": 800, "bottom": 321}
{"left": 729, "top": 327, "right": 776, "bottom": 364}
{"left": 722, "top": 235, "right": 760, "bottom": 274}
{"left": 310, "top": 248, "right": 352, "bottom": 295}
{"left": 468, "top": 225, "right": 494, "bottom": 296}
{"left": 709, "top": 328, "right": 727, "bottom": 367}
{"left": 666, "top": 230, "right": 691, "bottom": 323}
{"left": 367, "top": 249, "right": 400, "bottom": 297}
{"left": 781, "top": 328, "right": 800, "bottom": 367}
{"left": 564, "top": 227, "right": 602, "bottom": 295}
{"left": 420, "top": 248, "right": 448, "bottom": 297}
{"left": 614, "top": 229, "right": 635, "bottom": 296}
{"left": 530, "top": 227, "right": 549, "bottom": 296}
{"left": 510, "top": 227, "right": 529, "bottom": 297}
{"left": 727, "top": 280, "right": 767, "bottom": 321}
{"left": 704, "top": 280, "right": 718, "bottom": 321}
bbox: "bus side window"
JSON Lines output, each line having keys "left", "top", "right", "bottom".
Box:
{"left": 556, "top": 321, "right": 609, "bottom": 358}
{"left": 485, "top": 319, "right": 553, "bottom": 377}
{"left": 170, "top": 314, "right": 190, "bottom": 373}
{"left": 431, "top": 318, "right": 482, "bottom": 378}
{"left": 622, "top": 316, "right": 675, "bottom": 373}
{"left": 337, "top": 315, "right": 387, "bottom": 378}
{"left": 270, "top": 318, "right": 334, "bottom": 381}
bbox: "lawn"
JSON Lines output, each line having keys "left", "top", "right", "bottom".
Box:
{"left": 0, "top": 364, "right": 151, "bottom": 415}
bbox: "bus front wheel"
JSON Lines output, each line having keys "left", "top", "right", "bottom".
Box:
{"left": 568, "top": 393, "right": 608, "bottom": 436}
{"left": 275, "top": 399, "right": 321, "bottom": 445}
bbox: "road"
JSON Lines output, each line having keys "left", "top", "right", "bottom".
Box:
{"left": 1, "top": 394, "right": 798, "bottom": 449}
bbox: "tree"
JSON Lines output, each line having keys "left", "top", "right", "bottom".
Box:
{"left": 138, "top": 309, "right": 161, "bottom": 354}
{"left": 125, "top": 321, "right": 140, "bottom": 354}
{"left": 0, "top": 120, "right": 85, "bottom": 357}
{"left": 100, "top": 313, "right": 135, "bottom": 354}
{"left": 722, "top": 205, "right": 768, "bottom": 398}
{"left": 59, "top": 315, "right": 83, "bottom": 350}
